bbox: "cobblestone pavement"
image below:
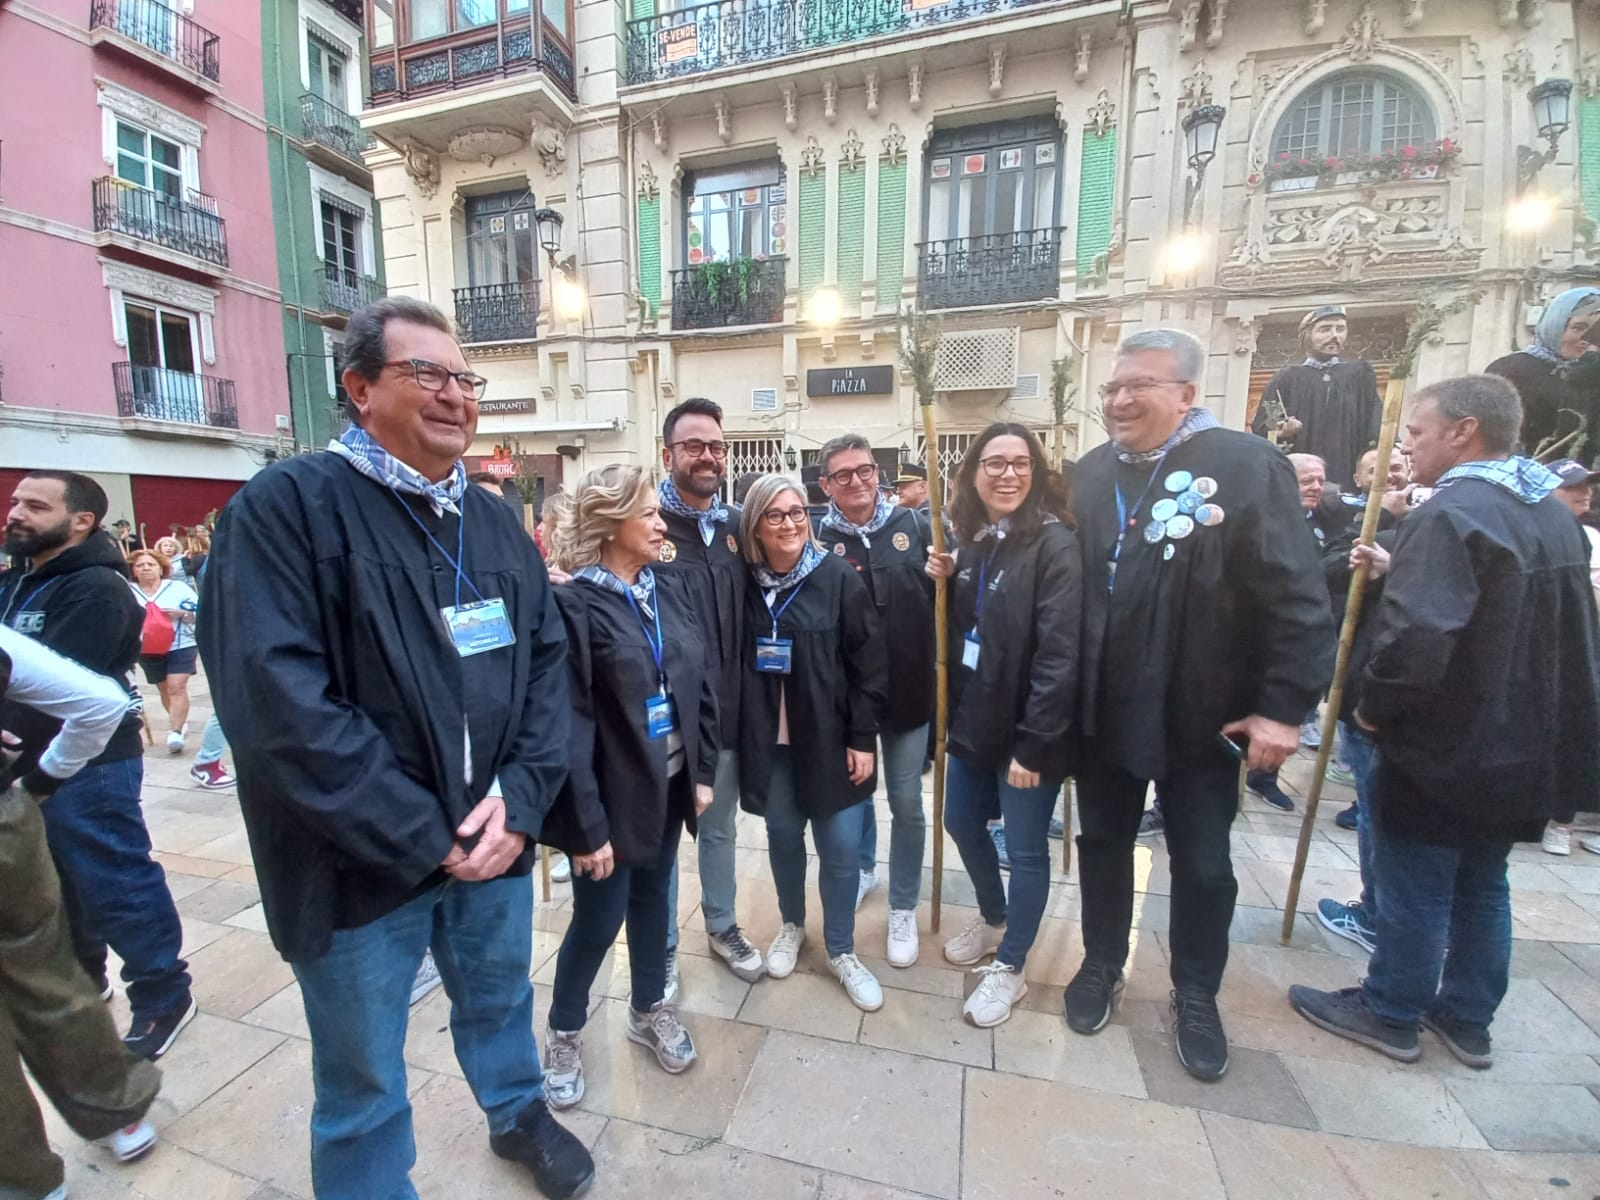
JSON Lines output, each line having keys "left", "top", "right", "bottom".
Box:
{"left": 35, "top": 676, "right": 1600, "bottom": 1199}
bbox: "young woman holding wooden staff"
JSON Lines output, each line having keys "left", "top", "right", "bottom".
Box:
{"left": 925, "top": 423, "right": 1080, "bottom": 1029}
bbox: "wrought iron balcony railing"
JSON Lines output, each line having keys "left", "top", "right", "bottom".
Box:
{"left": 113, "top": 363, "right": 238, "bottom": 429}
{"left": 300, "top": 93, "right": 375, "bottom": 165}
{"left": 626, "top": 0, "right": 1062, "bottom": 84}
{"left": 92, "top": 177, "right": 229, "bottom": 268}
{"left": 671, "top": 257, "right": 787, "bottom": 330}
{"left": 89, "top": 0, "right": 221, "bottom": 82}
{"left": 454, "top": 281, "right": 540, "bottom": 343}
{"left": 321, "top": 263, "right": 384, "bottom": 315}
{"left": 916, "top": 229, "right": 1061, "bottom": 310}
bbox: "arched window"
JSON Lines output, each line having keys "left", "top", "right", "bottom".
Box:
{"left": 1272, "top": 72, "right": 1435, "bottom": 161}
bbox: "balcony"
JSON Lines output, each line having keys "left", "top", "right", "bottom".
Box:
{"left": 671, "top": 257, "right": 787, "bottom": 330}
{"left": 300, "top": 93, "right": 375, "bottom": 176}
{"left": 92, "top": 177, "right": 229, "bottom": 271}
{"left": 320, "top": 263, "right": 384, "bottom": 317}
{"left": 113, "top": 363, "right": 238, "bottom": 430}
{"left": 454, "top": 281, "right": 539, "bottom": 344}
{"left": 89, "top": 0, "right": 221, "bottom": 89}
{"left": 916, "top": 229, "right": 1060, "bottom": 311}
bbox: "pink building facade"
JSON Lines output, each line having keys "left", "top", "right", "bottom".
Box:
{"left": 0, "top": 0, "right": 285, "bottom": 537}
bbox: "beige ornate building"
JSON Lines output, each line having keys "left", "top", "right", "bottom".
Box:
{"left": 359, "top": 0, "right": 1599, "bottom": 498}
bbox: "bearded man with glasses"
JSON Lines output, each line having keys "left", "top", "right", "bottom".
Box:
{"left": 1065, "top": 328, "right": 1335, "bottom": 1082}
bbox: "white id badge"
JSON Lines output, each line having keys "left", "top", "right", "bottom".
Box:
{"left": 441, "top": 598, "right": 516, "bottom": 658}
{"left": 961, "top": 631, "right": 980, "bottom": 670}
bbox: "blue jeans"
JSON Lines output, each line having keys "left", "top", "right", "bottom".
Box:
{"left": 1362, "top": 824, "right": 1512, "bottom": 1031}
{"left": 292, "top": 875, "right": 544, "bottom": 1200}
{"left": 764, "top": 748, "right": 866, "bottom": 958}
{"left": 551, "top": 815, "right": 681, "bottom": 1029}
{"left": 194, "top": 714, "right": 228, "bottom": 766}
{"left": 38, "top": 757, "right": 189, "bottom": 1017}
{"left": 943, "top": 753, "right": 1060, "bottom": 971}
{"left": 666, "top": 749, "right": 740, "bottom": 950}
{"left": 1342, "top": 725, "right": 1379, "bottom": 918}
{"left": 855, "top": 726, "right": 928, "bottom": 910}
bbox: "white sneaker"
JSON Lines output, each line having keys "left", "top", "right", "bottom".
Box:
{"left": 663, "top": 946, "right": 680, "bottom": 1004}
{"left": 708, "top": 925, "right": 766, "bottom": 982}
{"left": 1542, "top": 823, "right": 1573, "bottom": 856}
{"left": 543, "top": 1028, "right": 584, "bottom": 1110}
{"left": 855, "top": 869, "right": 878, "bottom": 911}
{"left": 41, "top": 1186, "right": 67, "bottom": 1200}
{"left": 830, "top": 952, "right": 884, "bottom": 1012}
{"left": 767, "top": 923, "right": 805, "bottom": 979}
{"left": 1582, "top": 834, "right": 1600, "bottom": 855}
{"left": 1299, "top": 718, "right": 1322, "bottom": 749}
{"left": 409, "top": 950, "right": 443, "bottom": 1006}
{"left": 103, "top": 1119, "right": 157, "bottom": 1163}
{"left": 550, "top": 853, "right": 572, "bottom": 883}
{"left": 165, "top": 729, "right": 185, "bottom": 754}
{"left": 887, "top": 909, "right": 919, "bottom": 968}
{"left": 942, "top": 916, "right": 1005, "bottom": 966}
{"left": 963, "top": 962, "right": 1028, "bottom": 1028}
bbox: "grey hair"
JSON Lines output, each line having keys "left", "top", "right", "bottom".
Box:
{"left": 739, "top": 474, "right": 816, "bottom": 567}
{"left": 553, "top": 465, "right": 656, "bottom": 573}
{"left": 818, "top": 434, "right": 873, "bottom": 475}
{"left": 1286, "top": 453, "right": 1326, "bottom": 473}
{"left": 1414, "top": 374, "right": 1524, "bottom": 455}
{"left": 1116, "top": 328, "right": 1206, "bottom": 383}
{"left": 340, "top": 297, "right": 456, "bottom": 423}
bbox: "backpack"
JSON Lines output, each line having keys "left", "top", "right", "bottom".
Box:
{"left": 140, "top": 601, "right": 176, "bottom": 657}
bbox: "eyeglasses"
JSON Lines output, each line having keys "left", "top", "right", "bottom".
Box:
{"left": 978, "top": 456, "right": 1034, "bottom": 478}
{"left": 1097, "top": 378, "right": 1186, "bottom": 401}
{"left": 826, "top": 463, "right": 879, "bottom": 487}
{"left": 760, "top": 506, "right": 810, "bottom": 527}
{"left": 668, "top": 438, "right": 730, "bottom": 460}
{"left": 387, "top": 358, "right": 489, "bottom": 400}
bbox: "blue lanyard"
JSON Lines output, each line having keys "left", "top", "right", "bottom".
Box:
{"left": 764, "top": 572, "right": 812, "bottom": 638}
{"left": 1109, "top": 445, "right": 1176, "bottom": 591}
{"left": 625, "top": 589, "right": 667, "bottom": 696}
{"left": 385, "top": 486, "right": 484, "bottom": 609}
{"left": 970, "top": 544, "right": 1001, "bottom": 632}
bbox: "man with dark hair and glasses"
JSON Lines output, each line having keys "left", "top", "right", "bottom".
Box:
{"left": 198, "top": 296, "right": 594, "bottom": 1199}
{"left": 1066, "top": 328, "right": 1334, "bottom": 1082}
{"left": 652, "top": 398, "right": 767, "bottom": 986}
{"left": 816, "top": 436, "right": 936, "bottom": 967}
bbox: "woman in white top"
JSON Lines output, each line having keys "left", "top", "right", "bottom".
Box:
{"left": 127, "top": 548, "right": 199, "bottom": 754}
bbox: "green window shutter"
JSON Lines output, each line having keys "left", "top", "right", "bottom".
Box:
{"left": 875, "top": 160, "right": 907, "bottom": 312}
{"left": 630, "top": 0, "right": 654, "bottom": 21}
{"left": 799, "top": 170, "right": 826, "bottom": 302}
{"left": 1581, "top": 96, "right": 1600, "bottom": 226}
{"left": 836, "top": 164, "right": 866, "bottom": 305}
{"left": 637, "top": 195, "right": 661, "bottom": 317}
{"left": 1075, "top": 129, "right": 1117, "bottom": 282}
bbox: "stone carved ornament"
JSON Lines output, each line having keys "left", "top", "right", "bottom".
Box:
{"left": 447, "top": 127, "right": 524, "bottom": 167}
{"left": 882, "top": 124, "right": 907, "bottom": 165}
{"left": 638, "top": 159, "right": 660, "bottom": 202}
{"left": 531, "top": 115, "right": 567, "bottom": 176}
{"left": 1179, "top": 59, "right": 1214, "bottom": 111}
{"left": 1087, "top": 89, "right": 1116, "bottom": 135}
{"left": 840, "top": 129, "right": 865, "bottom": 170}
{"left": 800, "top": 134, "right": 825, "bottom": 176}
{"left": 402, "top": 141, "right": 440, "bottom": 199}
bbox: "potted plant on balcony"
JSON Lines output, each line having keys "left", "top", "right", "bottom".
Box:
{"left": 1253, "top": 138, "right": 1460, "bottom": 192}
{"left": 692, "top": 256, "right": 761, "bottom": 307}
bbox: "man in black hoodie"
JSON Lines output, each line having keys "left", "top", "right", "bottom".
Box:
{"left": 0, "top": 471, "right": 193, "bottom": 1060}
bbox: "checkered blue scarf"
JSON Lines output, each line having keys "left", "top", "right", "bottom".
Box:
{"left": 1114, "top": 406, "right": 1220, "bottom": 465}
{"left": 659, "top": 477, "right": 729, "bottom": 547}
{"left": 753, "top": 541, "right": 825, "bottom": 592}
{"left": 821, "top": 494, "right": 897, "bottom": 540}
{"left": 573, "top": 564, "right": 657, "bottom": 616}
{"left": 1435, "top": 457, "right": 1560, "bottom": 505}
{"left": 328, "top": 425, "right": 468, "bottom": 517}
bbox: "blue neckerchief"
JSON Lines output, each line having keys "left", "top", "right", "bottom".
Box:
{"left": 754, "top": 542, "right": 824, "bottom": 591}
{"left": 328, "top": 425, "right": 468, "bottom": 517}
{"left": 573, "top": 564, "right": 657, "bottom": 616}
{"left": 1434, "top": 457, "right": 1560, "bottom": 505}
{"left": 1302, "top": 356, "right": 1342, "bottom": 367}
{"left": 658, "top": 477, "right": 729, "bottom": 547}
{"left": 821, "top": 494, "right": 897, "bottom": 540}
{"left": 1114, "top": 406, "right": 1219, "bottom": 465}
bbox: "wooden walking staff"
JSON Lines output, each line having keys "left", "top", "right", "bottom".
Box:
{"left": 900, "top": 309, "right": 948, "bottom": 932}
{"left": 1279, "top": 294, "right": 1476, "bottom": 944}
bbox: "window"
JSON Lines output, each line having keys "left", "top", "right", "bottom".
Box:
{"left": 924, "top": 118, "right": 1060, "bottom": 245}
{"left": 125, "top": 301, "right": 197, "bottom": 374}
{"left": 307, "top": 35, "right": 347, "bottom": 102}
{"left": 407, "top": 0, "right": 523, "bottom": 39}
{"left": 683, "top": 161, "right": 785, "bottom": 265}
{"left": 1271, "top": 72, "right": 1434, "bottom": 160}
{"left": 457, "top": 0, "right": 497, "bottom": 28}
{"left": 372, "top": 0, "right": 395, "bottom": 47}
{"left": 465, "top": 190, "right": 539, "bottom": 287}
{"left": 116, "top": 122, "right": 183, "bottom": 200}
{"left": 321, "top": 200, "right": 361, "bottom": 283}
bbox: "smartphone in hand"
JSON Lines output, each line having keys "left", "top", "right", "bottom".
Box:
{"left": 1218, "top": 731, "right": 1250, "bottom": 762}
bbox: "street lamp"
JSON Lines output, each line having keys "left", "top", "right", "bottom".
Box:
{"left": 1517, "top": 78, "right": 1572, "bottom": 192}
{"left": 1180, "top": 104, "right": 1226, "bottom": 228}
{"left": 534, "top": 207, "right": 563, "bottom": 259}
{"left": 808, "top": 286, "right": 842, "bottom": 329}
{"left": 784, "top": 445, "right": 798, "bottom": 470}
{"left": 533, "top": 206, "right": 585, "bottom": 322}
{"left": 1506, "top": 191, "right": 1556, "bottom": 235}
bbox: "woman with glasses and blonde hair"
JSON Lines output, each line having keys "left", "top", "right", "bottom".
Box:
{"left": 538, "top": 464, "right": 719, "bottom": 1110}
{"left": 737, "top": 474, "right": 888, "bottom": 1011}
{"left": 925, "top": 422, "right": 1080, "bottom": 1028}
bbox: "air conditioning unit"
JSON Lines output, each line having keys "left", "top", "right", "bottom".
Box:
{"left": 751, "top": 387, "right": 778, "bottom": 413}
{"left": 936, "top": 328, "right": 1019, "bottom": 392}
{"left": 1011, "top": 372, "right": 1041, "bottom": 400}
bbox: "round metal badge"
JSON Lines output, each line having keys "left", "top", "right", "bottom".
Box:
{"left": 832, "top": 542, "right": 848, "bottom": 555}
{"left": 892, "top": 531, "right": 911, "bottom": 551}
{"left": 658, "top": 539, "right": 678, "bottom": 563}
{"left": 1142, "top": 520, "right": 1167, "bottom": 544}
{"left": 1196, "top": 504, "right": 1225, "bottom": 527}
{"left": 1151, "top": 498, "right": 1180, "bottom": 523}
{"left": 1164, "top": 469, "right": 1194, "bottom": 493}
{"left": 1192, "top": 476, "right": 1218, "bottom": 498}
{"left": 726, "top": 534, "right": 739, "bottom": 554}
{"left": 1165, "top": 515, "right": 1196, "bottom": 540}
{"left": 1177, "top": 490, "right": 1203, "bottom": 515}
{"left": 1163, "top": 543, "right": 1176, "bottom": 561}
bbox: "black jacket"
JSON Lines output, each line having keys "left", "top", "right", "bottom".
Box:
{"left": 652, "top": 506, "right": 746, "bottom": 748}
{"left": 198, "top": 455, "right": 570, "bottom": 962}
{"left": 1485, "top": 351, "right": 1597, "bottom": 457}
{"left": 946, "top": 521, "right": 1080, "bottom": 779}
{"left": 1075, "top": 428, "right": 1336, "bottom": 779}
{"left": 817, "top": 506, "right": 936, "bottom": 733}
{"left": 542, "top": 576, "right": 718, "bottom": 864}
{"left": 738, "top": 553, "right": 887, "bottom": 820}
{"left": 1361, "top": 478, "right": 1600, "bottom": 845}
{"left": 0, "top": 531, "right": 143, "bottom": 771}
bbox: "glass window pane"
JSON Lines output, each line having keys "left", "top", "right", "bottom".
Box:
{"left": 457, "top": 0, "right": 495, "bottom": 28}
{"left": 739, "top": 206, "right": 763, "bottom": 258}
{"left": 514, "top": 231, "right": 537, "bottom": 284}
{"left": 994, "top": 170, "right": 1020, "bottom": 236}
{"left": 927, "top": 177, "right": 950, "bottom": 242}
{"left": 1327, "top": 78, "right": 1375, "bottom": 156}
{"left": 117, "top": 123, "right": 145, "bottom": 155}
{"left": 151, "top": 136, "right": 181, "bottom": 170}
{"left": 372, "top": 0, "right": 395, "bottom": 47}
{"left": 704, "top": 210, "right": 731, "bottom": 262}
{"left": 116, "top": 153, "right": 148, "bottom": 187}
{"left": 328, "top": 55, "right": 345, "bottom": 97}
{"left": 542, "top": 0, "right": 569, "bottom": 39}
{"left": 151, "top": 165, "right": 182, "bottom": 199}
{"left": 160, "top": 311, "right": 195, "bottom": 373}
{"left": 410, "top": 0, "right": 447, "bottom": 39}
{"left": 125, "top": 303, "right": 159, "bottom": 367}
{"left": 508, "top": 0, "right": 531, "bottom": 9}
{"left": 1033, "top": 164, "right": 1056, "bottom": 230}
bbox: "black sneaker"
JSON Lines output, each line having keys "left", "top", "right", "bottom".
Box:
{"left": 489, "top": 1098, "right": 596, "bottom": 1199}
{"left": 1247, "top": 774, "right": 1295, "bottom": 812}
{"left": 1422, "top": 1011, "right": 1493, "bottom": 1069}
{"left": 1287, "top": 984, "right": 1420, "bottom": 1062}
{"left": 1063, "top": 961, "right": 1124, "bottom": 1034}
{"left": 1171, "top": 988, "right": 1230, "bottom": 1081}
{"left": 124, "top": 996, "right": 197, "bottom": 1061}
{"left": 1334, "top": 803, "right": 1359, "bottom": 831}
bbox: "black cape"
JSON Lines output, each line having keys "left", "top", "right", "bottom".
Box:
{"left": 652, "top": 505, "right": 746, "bottom": 749}
{"left": 1484, "top": 351, "right": 1597, "bottom": 457}
{"left": 1252, "top": 359, "right": 1382, "bottom": 490}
